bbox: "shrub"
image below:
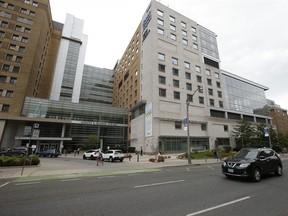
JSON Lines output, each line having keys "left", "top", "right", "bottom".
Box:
{"left": 0, "top": 155, "right": 40, "bottom": 166}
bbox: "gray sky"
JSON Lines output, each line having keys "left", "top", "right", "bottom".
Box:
{"left": 49, "top": 0, "right": 288, "bottom": 110}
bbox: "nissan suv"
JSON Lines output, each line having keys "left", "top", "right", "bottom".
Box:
{"left": 222, "top": 147, "right": 283, "bottom": 182}
{"left": 102, "top": 149, "right": 124, "bottom": 162}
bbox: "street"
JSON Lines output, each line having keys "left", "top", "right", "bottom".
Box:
{"left": 0, "top": 157, "right": 288, "bottom": 216}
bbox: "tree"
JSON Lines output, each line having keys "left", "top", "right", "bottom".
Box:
{"left": 255, "top": 124, "right": 277, "bottom": 148}
{"left": 83, "top": 134, "right": 100, "bottom": 149}
{"left": 232, "top": 120, "right": 255, "bottom": 148}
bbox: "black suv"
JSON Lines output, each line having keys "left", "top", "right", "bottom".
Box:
{"left": 0, "top": 147, "right": 28, "bottom": 156}
{"left": 222, "top": 147, "right": 283, "bottom": 182}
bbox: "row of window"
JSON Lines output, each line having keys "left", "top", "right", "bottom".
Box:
{"left": 5, "top": 54, "right": 23, "bottom": 63}
{"left": 23, "top": 0, "right": 39, "bottom": 7}
{"left": 2, "top": 64, "right": 21, "bottom": 73}
{"left": 0, "top": 89, "right": 14, "bottom": 97}
{"left": 0, "top": 75, "right": 17, "bottom": 84}
{"left": 158, "top": 88, "right": 223, "bottom": 107}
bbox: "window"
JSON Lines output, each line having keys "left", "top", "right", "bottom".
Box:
{"left": 185, "top": 72, "right": 191, "bottom": 80}
{"left": 157, "top": 9, "right": 163, "bottom": 16}
{"left": 3, "top": 64, "right": 10, "bottom": 71}
{"left": 174, "top": 91, "right": 180, "bottom": 100}
{"left": 1, "top": 104, "right": 10, "bottom": 112}
{"left": 32, "top": 1, "right": 39, "bottom": 7}
{"left": 186, "top": 83, "right": 192, "bottom": 91}
{"left": 159, "top": 76, "right": 166, "bottom": 84}
{"left": 197, "top": 76, "right": 202, "bottom": 83}
{"left": 217, "top": 91, "right": 222, "bottom": 98}
{"left": 172, "top": 57, "right": 178, "bottom": 65}
{"left": 1, "top": 21, "right": 8, "bottom": 28}
{"left": 182, "top": 30, "right": 187, "bottom": 36}
{"left": 192, "top": 35, "right": 197, "bottom": 41}
{"left": 175, "top": 121, "right": 182, "bottom": 129}
{"left": 170, "top": 25, "right": 176, "bottom": 31}
{"left": 159, "top": 88, "right": 166, "bottom": 97}
{"left": 201, "top": 123, "right": 207, "bottom": 131}
{"left": 193, "top": 43, "right": 198, "bottom": 49}
{"left": 170, "top": 16, "right": 175, "bottom": 22}
{"left": 6, "top": 91, "right": 13, "bottom": 98}
{"left": 207, "top": 78, "right": 212, "bottom": 86}
{"left": 199, "top": 96, "right": 204, "bottom": 104}
{"left": 0, "top": 89, "right": 2, "bottom": 96}
{"left": 6, "top": 54, "right": 13, "bottom": 61}
{"left": 173, "top": 79, "right": 179, "bottom": 88}
{"left": 182, "top": 38, "right": 188, "bottom": 45}
{"left": 24, "top": 0, "right": 30, "bottom": 4}
{"left": 24, "top": 28, "right": 31, "bottom": 34}
{"left": 184, "top": 62, "right": 190, "bottom": 69}
{"left": 209, "top": 99, "right": 215, "bottom": 106}
{"left": 158, "top": 64, "right": 165, "bottom": 72}
{"left": 195, "top": 65, "right": 201, "bottom": 73}
{"left": 158, "top": 53, "right": 165, "bottom": 61}
{"left": 170, "top": 33, "right": 176, "bottom": 40}
{"left": 12, "top": 66, "right": 20, "bottom": 73}
{"left": 206, "top": 69, "right": 211, "bottom": 76}
{"left": 215, "top": 72, "right": 219, "bottom": 79}
{"left": 187, "top": 94, "right": 193, "bottom": 102}
{"left": 208, "top": 88, "right": 213, "bottom": 96}
{"left": 158, "top": 28, "right": 164, "bottom": 35}
{"left": 219, "top": 101, "right": 224, "bottom": 108}
{"left": 0, "top": 30, "right": 5, "bottom": 37}
{"left": 172, "top": 68, "right": 179, "bottom": 76}
{"left": 16, "top": 56, "right": 23, "bottom": 63}
{"left": 191, "top": 26, "right": 196, "bottom": 33}
{"left": 0, "top": 75, "right": 7, "bottom": 83}
{"left": 21, "top": 37, "right": 28, "bottom": 43}
{"left": 157, "top": 19, "right": 164, "bottom": 26}
{"left": 10, "top": 77, "right": 17, "bottom": 84}
{"left": 181, "top": 21, "right": 186, "bottom": 28}
{"left": 29, "top": 11, "right": 35, "bottom": 17}
{"left": 216, "top": 81, "right": 221, "bottom": 88}
{"left": 224, "top": 125, "right": 228, "bottom": 132}
{"left": 9, "top": 44, "right": 17, "bottom": 50}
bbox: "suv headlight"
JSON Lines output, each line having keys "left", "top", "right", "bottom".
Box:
{"left": 239, "top": 163, "right": 250, "bottom": 168}
{"left": 222, "top": 161, "right": 227, "bottom": 167}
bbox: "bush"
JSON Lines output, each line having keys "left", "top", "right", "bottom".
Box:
{"left": 0, "top": 155, "right": 40, "bottom": 166}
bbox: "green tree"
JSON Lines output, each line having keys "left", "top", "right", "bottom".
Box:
{"left": 83, "top": 134, "right": 100, "bottom": 149}
{"left": 232, "top": 120, "right": 255, "bottom": 148}
{"left": 255, "top": 124, "right": 278, "bottom": 148}
{"left": 278, "top": 133, "right": 288, "bottom": 150}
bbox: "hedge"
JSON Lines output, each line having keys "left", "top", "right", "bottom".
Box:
{"left": 0, "top": 155, "right": 40, "bottom": 166}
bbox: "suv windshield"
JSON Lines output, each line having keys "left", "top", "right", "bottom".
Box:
{"left": 234, "top": 149, "right": 258, "bottom": 159}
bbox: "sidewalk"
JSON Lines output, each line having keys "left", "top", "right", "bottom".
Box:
{"left": 0, "top": 153, "right": 222, "bottom": 179}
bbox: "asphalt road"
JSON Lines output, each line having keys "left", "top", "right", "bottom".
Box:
{"left": 1, "top": 159, "right": 288, "bottom": 216}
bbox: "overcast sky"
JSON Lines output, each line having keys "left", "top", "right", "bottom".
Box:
{"left": 49, "top": 0, "right": 288, "bottom": 110}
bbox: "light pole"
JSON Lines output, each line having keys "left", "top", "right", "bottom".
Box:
{"left": 186, "top": 87, "right": 202, "bottom": 164}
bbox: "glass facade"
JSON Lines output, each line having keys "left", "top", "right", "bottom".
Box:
{"left": 199, "top": 26, "right": 219, "bottom": 60}
{"left": 60, "top": 41, "right": 81, "bottom": 101}
{"left": 21, "top": 97, "right": 128, "bottom": 149}
{"left": 80, "top": 65, "right": 114, "bottom": 105}
{"left": 222, "top": 73, "right": 267, "bottom": 114}
{"left": 159, "top": 137, "right": 209, "bottom": 152}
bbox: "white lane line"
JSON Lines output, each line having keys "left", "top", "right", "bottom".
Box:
{"left": 187, "top": 168, "right": 190, "bottom": 171}
{"left": 0, "top": 182, "right": 10, "bottom": 188}
{"left": 61, "top": 178, "right": 82, "bottom": 182}
{"left": 98, "top": 176, "right": 115, "bottom": 179}
{"left": 207, "top": 166, "right": 215, "bottom": 171}
{"left": 187, "top": 196, "right": 250, "bottom": 216}
{"left": 134, "top": 179, "right": 185, "bottom": 188}
{"left": 15, "top": 182, "right": 41, "bottom": 186}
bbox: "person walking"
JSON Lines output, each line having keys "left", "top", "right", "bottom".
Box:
{"left": 96, "top": 149, "right": 103, "bottom": 166}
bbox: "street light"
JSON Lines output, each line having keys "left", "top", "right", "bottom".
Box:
{"left": 186, "top": 87, "right": 202, "bottom": 164}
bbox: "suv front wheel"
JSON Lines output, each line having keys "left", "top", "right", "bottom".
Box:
{"left": 275, "top": 164, "right": 283, "bottom": 176}
{"left": 252, "top": 168, "right": 261, "bottom": 182}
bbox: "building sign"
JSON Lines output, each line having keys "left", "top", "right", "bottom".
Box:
{"left": 72, "top": 120, "right": 127, "bottom": 127}
{"left": 145, "top": 103, "right": 153, "bottom": 137}
{"left": 142, "top": 11, "right": 152, "bottom": 31}
{"left": 183, "top": 118, "right": 187, "bottom": 131}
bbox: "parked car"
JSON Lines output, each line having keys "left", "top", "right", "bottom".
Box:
{"left": 36, "top": 149, "right": 60, "bottom": 157}
{"left": 222, "top": 147, "right": 283, "bottom": 182}
{"left": 102, "top": 149, "right": 124, "bottom": 162}
{"left": 0, "top": 147, "right": 28, "bottom": 156}
{"left": 83, "top": 149, "right": 99, "bottom": 160}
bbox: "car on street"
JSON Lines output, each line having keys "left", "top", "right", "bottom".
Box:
{"left": 82, "top": 149, "right": 99, "bottom": 160}
{"left": 36, "top": 149, "right": 60, "bottom": 157}
{"left": 102, "top": 149, "right": 124, "bottom": 162}
{"left": 222, "top": 147, "right": 283, "bottom": 182}
{"left": 0, "top": 147, "right": 28, "bottom": 156}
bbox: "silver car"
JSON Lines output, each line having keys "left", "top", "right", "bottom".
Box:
{"left": 82, "top": 149, "right": 99, "bottom": 160}
{"left": 102, "top": 149, "right": 124, "bottom": 162}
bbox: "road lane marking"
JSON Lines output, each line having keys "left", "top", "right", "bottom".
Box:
{"left": 98, "top": 176, "right": 115, "bottom": 179}
{"left": 187, "top": 168, "right": 190, "bottom": 171}
{"left": 15, "top": 182, "right": 41, "bottom": 186}
{"left": 207, "top": 166, "right": 215, "bottom": 170}
{"left": 61, "top": 178, "right": 82, "bottom": 182}
{"left": 134, "top": 179, "right": 185, "bottom": 188}
{"left": 0, "top": 182, "right": 9, "bottom": 188}
{"left": 186, "top": 196, "right": 250, "bottom": 216}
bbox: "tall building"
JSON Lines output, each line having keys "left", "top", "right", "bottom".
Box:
{"left": 113, "top": 0, "right": 271, "bottom": 153}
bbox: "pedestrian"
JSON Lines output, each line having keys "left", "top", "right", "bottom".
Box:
{"left": 77, "top": 147, "right": 80, "bottom": 155}
{"left": 140, "top": 146, "right": 143, "bottom": 156}
{"left": 213, "top": 150, "right": 218, "bottom": 160}
{"left": 157, "top": 151, "right": 161, "bottom": 162}
{"left": 96, "top": 149, "right": 103, "bottom": 166}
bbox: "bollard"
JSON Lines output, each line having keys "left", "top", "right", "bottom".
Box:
{"left": 137, "top": 154, "right": 139, "bottom": 162}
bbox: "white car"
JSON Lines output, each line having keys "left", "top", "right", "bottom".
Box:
{"left": 82, "top": 149, "right": 99, "bottom": 160}
{"left": 102, "top": 149, "right": 124, "bottom": 162}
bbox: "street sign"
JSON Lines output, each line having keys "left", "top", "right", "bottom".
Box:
{"left": 184, "top": 118, "right": 187, "bottom": 131}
